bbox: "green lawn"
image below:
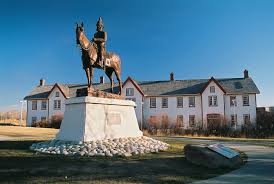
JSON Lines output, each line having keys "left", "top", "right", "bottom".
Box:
{"left": 0, "top": 139, "right": 245, "bottom": 184}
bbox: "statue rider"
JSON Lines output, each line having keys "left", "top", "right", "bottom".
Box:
{"left": 92, "top": 17, "right": 107, "bottom": 68}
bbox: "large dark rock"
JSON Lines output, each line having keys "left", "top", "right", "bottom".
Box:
{"left": 184, "top": 144, "right": 243, "bottom": 169}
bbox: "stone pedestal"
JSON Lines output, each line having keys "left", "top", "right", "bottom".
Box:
{"left": 56, "top": 96, "right": 143, "bottom": 141}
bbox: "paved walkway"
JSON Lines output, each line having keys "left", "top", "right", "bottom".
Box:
{"left": 0, "top": 135, "right": 15, "bottom": 141}
{"left": 166, "top": 137, "right": 274, "bottom": 184}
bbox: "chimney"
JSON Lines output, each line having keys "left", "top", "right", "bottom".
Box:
{"left": 244, "top": 69, "right": 249, "bottom": 78}
{"left": 100, "top": 76, "right": 105, "bottom": 84}
{"left": 39, "top": 79, "right": 45, "bottom": 86}
{"left": 170, "top": 72, "right": 174, "bottom": 81}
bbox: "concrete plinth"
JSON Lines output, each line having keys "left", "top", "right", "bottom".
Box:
{"left": 56, "top": 96, "right": 143, "bottom": 141}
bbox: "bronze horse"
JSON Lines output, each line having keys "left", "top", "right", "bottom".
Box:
{"left": 76, "top": 23, "right": 122, "bottom": 94}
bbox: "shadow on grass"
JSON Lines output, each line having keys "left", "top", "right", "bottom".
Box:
{"left": 0, "top": 140, "right": 237, "bottom": 184}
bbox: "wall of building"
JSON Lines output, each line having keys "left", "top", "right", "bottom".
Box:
{"left": 143, "top": 95, "right": 202, "bottom": 128}
{"left": 26, "top": 99, "right": 48, "bottom": 126}
{"left": 224, "top": 94, "right": 257, "bottom": 127}
{"left": 201, "top": 81, "right": 225, "bottom": 127}
{"left": 26, "top": 80, "right": 258, "bottom": 130}
{"left": 122, "top": 82, "right": 143, "bottom": 128}
{"left": 48, "top": 87, "right": 66, "bottom": 121}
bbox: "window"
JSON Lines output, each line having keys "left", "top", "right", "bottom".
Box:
{"left": 32, "top": 101, "right": 37, "bottom": 110}
{"left": 210, "top": 86, "right": 215, "bottom": 93}
{"left": 162, "top": 115, "right": 168, "bottom": 128}
{"left": 230, "top": 96, "right": 237, "bottom": 106}
{"left": 149, "top": 116, "right": 157, "bottom": 125}
{"left": 41, "top": 117, "right": 47, "bottom": 122}
{"left": 208, "top": 96, "right": 218, "bottom": 107}
{"left": 126, "top": 88, "right": 134, "bottom": 96}
{"left": 189, "top": 97, "right": 195, "bottom": 107}
{"left": 243, "top": 114, "right": 251, "bottom": 125}
{"left": 177, "top": 97, "right": 183, "bottom": 108}
{"left": 31, "top": 117, "right": 37, "bottom": 124}
{"left": 189, "top": 115, "right": 195, "bottom": 127}
{"left": 55, "top": 91, "right": 60, "bottom": 97}
{"left": 54, "top": 100, "right": 61, "bottom": 110}
{"left": 41, "top": 100, "right": 47, "bottom": 110}
{"left": 243, "top": 95, "right": 249, "bottom": 106}
{"left": 150, "top": 98, "right": 156, "bottom": 108}
{"left": 177, "top": 115, "right": 184, "bottom": 127}
{"left": 231, "top": 114, "right": 237, "bottom": 127}
{"left": 125, "top": 98, "right": 136, "bottom": 102}
{"left": 162, "top": 97, "right": 168, "bottom": 108}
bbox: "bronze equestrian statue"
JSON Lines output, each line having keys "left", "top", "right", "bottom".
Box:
{"left": 75, "top": 18, "right": 122, "bottom": 94}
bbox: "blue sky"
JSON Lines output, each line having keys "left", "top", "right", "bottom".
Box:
{"left": 0, "top": 0, "right": 273, "bottom": 110}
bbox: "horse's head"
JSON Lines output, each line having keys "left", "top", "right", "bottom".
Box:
{"left": 76, "top": 22, "right": 84, "bottom": 45}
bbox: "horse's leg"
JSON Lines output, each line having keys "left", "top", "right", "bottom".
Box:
{"left": 89, "top": 66, "right": 94, "bottom": 88}
{"left": 114, "top": 68, "right": 122, "bottom": 95}
{"left": 85, "top": 67, "right": 90, "bottom": 88}
{"left": 106, "top": 68, "right": 114, "bottom": 93}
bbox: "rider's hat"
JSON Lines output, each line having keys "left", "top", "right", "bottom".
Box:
{"left": 96, "top": 17, "right": 104, "bottom": 28}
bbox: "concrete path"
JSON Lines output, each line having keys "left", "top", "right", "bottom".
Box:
{"left": 0, "top": 135, "right": 15, "bottom": 141}
{"left": 165, "top": 137, "right": 274, "bottom": 184}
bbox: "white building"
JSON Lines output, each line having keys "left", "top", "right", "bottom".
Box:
{"left": 24, "top": 70, "right": 260, "bottom": 129}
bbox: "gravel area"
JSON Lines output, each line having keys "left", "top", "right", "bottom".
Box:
{"left": 30, "top": 136, "right": 169, "bottom": 157}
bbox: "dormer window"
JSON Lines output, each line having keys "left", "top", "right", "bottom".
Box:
{"left": 210, "top": 86, "right": 215, "bottom": 93}
{"left": 55, "top": 91, "right": 60, "bottom": 97}
{"left": 126, "top": 88, "right": 134, "bottom": 96}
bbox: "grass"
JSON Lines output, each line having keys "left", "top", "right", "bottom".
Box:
{"left": 0, "top": 139, "right": 243, "bottom": 184}
{"left": 0, "top": 126, "right": 246, "bottom": 183}
{"left": 0, "top": 126, "right": 58, "bottom": 139}
{"left": 158, "top": 135, "right": 274, "bottom": 148}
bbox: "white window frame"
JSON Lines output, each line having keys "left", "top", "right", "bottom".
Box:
{"left": 32, "top": 101, "right": 37, "bottom": 110}
{"left": 177, "top": 115, "right": 184, "bottom": 127}
{"left": 126, "top": 88, "right": 134, "bottom": 96}
{"left": 55, "top": 91, "right": 60, "bottom": 97}
{"left": 31, "top": 117, "right": 37, "bottom": 124}
{"left": 243, "top": 114, "right": 251, "bottom": 124}
{"left": 177, "top": 97, "right": 183, "bottom": 108}
{"left": 243, "top": 95, "right": 249, "bottom": 106}
{"left": 189, "top": 97, "right": 195, "bottom": 107}
{"left": 54, "top": 100, "right": 61, "bottom": 110}
{"left": 230, "top": 96, "right": 237, "bottom": 106}
{"left": 150, "top": 98, "right": 156, "bottom": 108}
{"left": 41, "top": 117, "right": 47, "bottom": 122}
{"left": 231, "top": 114, "right": 237, "bottom": 127}
{"left": 210, "top": 86, "right": 215, "bottom": 93}
{"left": 162, "top": 97, "right": 168, "bottom": 108}
{"left": 41, "top": 100, "right": 47, "bottom": 110}
{"left": 189, "top": 115, "right": 195, "bottom": 127}
{"left": 208, "top": 96, "right": 218, "bottom": 107}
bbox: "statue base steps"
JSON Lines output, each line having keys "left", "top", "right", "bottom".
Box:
{"left": 56, "top": 96, "right": 143, "bottom": 142}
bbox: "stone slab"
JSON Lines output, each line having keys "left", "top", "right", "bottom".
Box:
{"left": 184, "top": 144, "right": 243, "bottom": 169}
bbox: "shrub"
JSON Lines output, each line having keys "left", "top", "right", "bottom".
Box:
{"left": 50, "top": 114, "right": 63, "bottom": 129}
{"left": 31, "top": 121, "right": 50, "bottom": 128}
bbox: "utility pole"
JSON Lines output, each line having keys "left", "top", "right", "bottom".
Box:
{"left": 19, "top": 100, "right": 26, "bottom": 126}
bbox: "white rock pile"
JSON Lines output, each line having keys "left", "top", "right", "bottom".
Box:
{"left": 30, "top": 136, "right": 169, "bottom": 157}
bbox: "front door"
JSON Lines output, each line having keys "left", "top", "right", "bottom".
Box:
{"left": 207, "top": 114, "right": 221, "bottom": 129}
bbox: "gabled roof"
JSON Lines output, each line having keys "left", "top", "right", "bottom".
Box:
{"left": 131, "top": 77, "right": 259, "bottom": 96}
{"left": 123, "top": 77, "right": 144, "bottom": 96}
{"left": 24, "top": 83, "right": 120, "bottom": 100}
{"left": 24, "top": 76, "right": 260, "bottom": 100}
{"left": 48, "top": 83, "right": 70, "bottom": 99}
{"left": 200, "top": 77, "right": 226, "bottom": 94}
